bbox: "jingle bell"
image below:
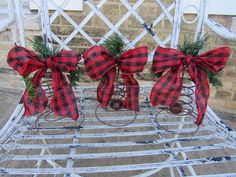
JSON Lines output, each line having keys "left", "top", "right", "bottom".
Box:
{"left": 109, "top": 99, "right": 123, "bottom": 110}
{"left": 170, "top": 102, "right": 183, "bottom": 114}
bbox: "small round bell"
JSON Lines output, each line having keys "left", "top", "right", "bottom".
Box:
{"left": 109, "top": 99, "right": 123, "bottom": 110}
{"left": 170, "top": 102, "right": 183, "bottom": 114}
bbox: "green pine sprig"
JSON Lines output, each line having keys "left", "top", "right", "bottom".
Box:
{"left": 178, "top": 35, "right": 223, "bottom": 88}
{"left": 29, "top": 36, "right": 56, "bottom": 59}
{"left": 22, "top": 75, "right": 36, "bottom": 100}
{"left": 68, "top": 68, "right": 81, "bottom": 87}
{"left": 102, "top": 33, "right": 125, "bottom": 56}
{"left": 202, "top": 69, "right": 223, "bottom": 88}
{"left": 177, "top": 35, "right": 208, "bottom": 57}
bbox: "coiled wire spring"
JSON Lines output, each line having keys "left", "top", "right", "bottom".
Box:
{"left": 154, "top": 67, "right": 199, "bottom": 135}
{"left": 95, "top": 68, "right": 137, "bottom": 127}
{"left": 34, "top": 71, "right": 85, "bottom": 133}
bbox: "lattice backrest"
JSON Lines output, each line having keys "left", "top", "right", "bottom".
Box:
{"left": 38, "top": 0, "right": 182, "bottom": 60}
{"left": 3, "top": 0, "right": 235, "bottom": 58}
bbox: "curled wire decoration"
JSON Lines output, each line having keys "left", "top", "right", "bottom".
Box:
{"left": 154, "top": 67, "right": 199, "bottom": 135}
{"left": 34, "top": 71, "right": 85, "bottom": 133}
{"left": 95, "top": 68, "right": 137, "bottom": 127}
{"left": 20, "top": 0, "right": 41, "bottom": 20}
{"left": 181, "top": 4, "right": 199, "bottom": 24}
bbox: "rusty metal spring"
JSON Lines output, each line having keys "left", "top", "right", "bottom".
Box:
{"left": 35, "top": 71, "right": 85, "bottom": 133}
{"left": 154, "top": 67, "right": 199, "bottom": 135}
{"left": 95, "top": 68, "right": 137, "bottom": 127}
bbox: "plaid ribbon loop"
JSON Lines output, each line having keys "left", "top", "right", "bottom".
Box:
{"left": 114, "top": 56, "right": 120, "bottom": 65}
{"left": 7, "top": 46, "right": 80, "bottom": 120}
{"left": 150, "top": 46, "right": 230, "bottom": 125}
{"left": 46, "top": 57, "right": 54, "bottom": 69}
{"left": 84, "top": 45, "right": 147, "bottom": 111}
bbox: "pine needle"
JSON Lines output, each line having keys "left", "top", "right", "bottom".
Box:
{"left": 29, "top": 36, "right": 52, "bottom": 59}
{"left": 102, "top": 33, "right": 125, "bottom": 56}
{"left": 22, "top": 75, "right": 36, "bottom": 100}
{"left": 177, "top": 35, "right": 208, "bottom": 56}
{"left": 68, "top": 69, "right": 81, "bottom": 87}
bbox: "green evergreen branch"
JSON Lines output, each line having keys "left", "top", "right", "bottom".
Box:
{"left": 202, "top": 69, "right": 223, "bottom": 88}
{"left": 68, "top": 69, "right": 81, "bottom": 87}
{"left": 29, "top": 36, "right": 54, "bottom": 59}
{"left": 102, "top": 33, "right": 125, "bottom": 56}
{"left": 177, "top": 35, "right": 208, "bottom": 57}
{"left": 22, "top": 75, "right": 36, "bottom": 100}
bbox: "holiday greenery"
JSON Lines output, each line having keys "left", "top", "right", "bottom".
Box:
{"left": 203, "top": 69, "right": 223, "bottom": 88}
{"left": 177, "top": 35, "right": 209, "bottom": 57}
{"left": 68, "top": 69, "right": 81, "bottom": 86}
{"left": 22, "top": 75, "right": 36, "bottom": 100}
{"left": 177, "top": 36, "right": 223, "bottom": 88}
{"left": 102, "top": 33, "right": 125, "bottom": 56}
{"left": 29, "top": 36, "right": 56, "bottom": 59}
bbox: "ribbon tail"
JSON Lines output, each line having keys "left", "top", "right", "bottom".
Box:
{"left": 50, "top": 71, "right": 79, "bottom": 120}
{"left": 122, "top": 74, "right": 140, "bottom": 111}
{"left": 97, "top": 69, "right": 116, "bottom": 108}
{"left": 150, "top": 65, "right": 183, "bottom": 106}
{"left": 193, "top": 69, "right": 210, "bottom": 126}
{"left": 23, "top": 69, "right": 48, "bottom": 116}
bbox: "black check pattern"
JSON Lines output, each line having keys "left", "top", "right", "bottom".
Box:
{"left": 83, "top": 45, "right": 147, "bottom": 111}
{"left": 7, "top": 46, "right": 81, "bottom": 120}
{"left": 150, "top": 46, "right": 230, "bottom": 125}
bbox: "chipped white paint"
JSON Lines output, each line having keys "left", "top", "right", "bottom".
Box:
{"left": 193, "top": 0, "right": 236, "bottom": 41}
{"left": 206, "top": 18, "right": 236, "bottom": 41}
{"left": 0, "top": 87, "right": 236, "bottom": 176}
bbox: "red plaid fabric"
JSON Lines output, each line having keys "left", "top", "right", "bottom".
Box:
{"left": 150, "top": 46, "right": 230, "bottom": 125}
{"left": 83, "top": 45, "right": 147, "bottom": 111}
{"left": 7, "top": 46, "right": 80, "bottom": 120}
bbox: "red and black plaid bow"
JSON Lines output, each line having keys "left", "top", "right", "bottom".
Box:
{"left": 150, "top": 46, "right": 230, "bottom": 125}
{"left": 7, "top": 46, "right": 80, "bottom": 120}
{"left": 83, "top": 46, "right": 147, "bottom": 111}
